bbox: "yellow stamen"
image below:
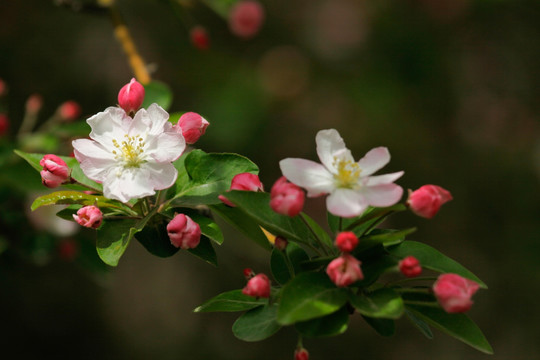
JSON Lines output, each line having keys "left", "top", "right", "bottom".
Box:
{"left": 113, "top": 134, "right": 145, "bottom": 168}
{"left": 333, "top": 157, "right": 361, "bottom": 189}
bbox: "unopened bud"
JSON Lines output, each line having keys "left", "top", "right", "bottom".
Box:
{"left": 40, "top": 154, "right": 70, "bottom": 188}
{"left": 407, "top": 184, "right": 452, "bottom": 219}
{"left": 58, "top": 238, "right": 79, "bottom": 261}
{"left": 58, "top": 100, "right": 81, "bottom": 121}
{"left": 398, "top": 256, "right": 422, "bottom": 278}
{"left": 242, "top": 273, "right": 271, "bottom": 298}
{"left": 174, "top": 112, "right": 209, "bottom": 144}
{"left": 118, "top": 78, "right": 145, "bottom": 115}
{"left": 229, "top": 1, "right": 264, "bottom": 39}
{"left": 335, "top": 231, "right": 358, "bottom": 253}
{"left": 167, "top": 214, "right": 201, "bottom": 249}
{"left": 73, "top": 205, "right": 103, "bottom": 229}
{"left": 433, "top": 273, "right": 479, "bottom": 313}
{"left": 0, "top": 114, "right": 9, "bottom": 136}
{"left": 26, "top": 94, "right": 43, "bottom": 114}
{"left": 243, "top": 267, "right": 255, "bottom": 279}
{"left": 270, "top": 176, "right": 305, "bottom": 217}
{"left": 190, "top": 26, "right": 210, "bottom": 50}
{"left": 219, "top": 172, "right": 263, "bottom": 207}
{"left": 274, "top": 236, "right": 288, "bottom": 251}
{"left": 326, "top": 253, "right": 363, "bottom": 287}
{"left": 294, "top": 348, "right": 309, "bottom": 360}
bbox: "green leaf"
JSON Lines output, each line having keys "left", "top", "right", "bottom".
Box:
{"left": 210, "top": 203, "right": 272, "bottom": 250}
{"left": 222, "top": 191, "right": 320, "bottom": 249}
{"left": 96, "top": 219, "right": 137, "bottom": 266}
{"left": 286, "top": 241, "right": 310, "bottom": 274}
{"left": 176, "top": 208, "right": 224, "bottom": 245}
{"left": 271, "top": 248, "right": 291, "bottom": 285}
{"left": 362, "top": 316, "right": 395, "bottom": 337}
{"left": 302, "top": 213, "right": 333, "bottom": 249}
{"left": 142, "top": 80, "right": 173, "bottom": 111}
{"left": 387, "top": 241, "right": 487, "bottom": 289}
{"left": 31, "top": 191, "right": 128, "bottom": 212}
{"left": 188, "top": 235, "right": 217, "bottom": 266}
{"left": 55, "top": 205, "right": 81, "bottom": 221}
{"left": 277, "top": 272, "right": 348, "bottom": 325}
{"left": 135, "top": 215, "right": 180, "bottom": 258}
{"left": 405, "top": 308, "right": 433, "bottom": 339}
{"left": 295, "top": 306, "right": 349, "bottom": 338}
{"left": 172, "top": 150, "right": 259, "bottom": 206}
{"left": 327, "top": 204, "right": 406, "bottom": 235}
{"left": 355, "top": 228, "right": 416, "bottom": 254}
{"left": 200, "top": 0, "right": 237, "bottom": 18}
{"left": 406, "top": 305, "right": 493, "bottom": 354}
{"left": 232, "top": 304, "right": 281, "bottom": 342}
{"left": 194, "top": 289, "right": 267, "bottom": 313}
{"left": 349, "top": 288, "right": 404, "bottom": 319}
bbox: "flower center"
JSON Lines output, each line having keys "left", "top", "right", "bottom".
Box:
{"left": 112, "top": 134, "right": 145, "bottom": 168}
{"left": 333, "top": 158, "right": 361, "bottom": 189}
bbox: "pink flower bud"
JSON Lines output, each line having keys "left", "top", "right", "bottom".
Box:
{"left": 167, "top": 214, "right": 201, "bottom": 249}
{"left": 270, "top": 176, "right": 305, "bottom": 217}
{"left": 73, "top": 205, "right": 103, "bottom": 229}
{"left": 58, "top": 238, "right": 79, "bottom": 261}
{"left": 326, "top": 253, "right": 364, "bottom": 287}
{"left": 229, "top": 0, "right": 264, "bottom": 39}
{"left": 117, "top": 78, "right": 145, "bottom": 115}
{"left": 0, "top": 114, "right": 9, "bottom": 136}
{"left": 407, "top": 184, "right": 453, "bottom": 219}
{"left": 190, "top": 26, "right": 210, "bottom": 50}
{"left": 40, "top": 154, "right": 70, "bottom": 188}
{"left": 219, "top": 172, "right": 264, "bottom": 207}
{"left": 274, "top": 236, "right": 288, "bottom": 251}
{"left": 174, "top": 112, "right": 209, "bottom": 144}
{"left": 26, "top": 94, "right": 43, "bottom": 114}
{"left": 294, "top": 348, "right": 309, "bottom": 360}
{"left": 433, "top": 273, "right": 480, "bottom": 313}
{"left": 242, "top": 273, "right": 271, "bottom": 298}
{"left": 399, "top": 256, "right": 422, "bottom": 278}
{"left": 58, "top": 100, "right": 81, "bottom": 121}
{"left": 335, "top": 231, "right": 359, "bottom": 253}
{"left": 243, "top": 267, "right": 255, "bottom": 279}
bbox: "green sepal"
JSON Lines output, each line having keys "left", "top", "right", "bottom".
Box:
{"left": 277, "top": 272, "right": 348, "bottom": 325}
{"left": 295, "top": 306, "right": 349, "bottom": 338}
{"left": 232, "top": 303, "right": 281, "bottom": 342}
{"left": 387, "top": 241, "right": 487, "bottom": 289}
{"left": 96, "top": 219, "right": 138, "bottom": 267}
{"left": 142, "top": 81, "right": 173, "bottom": 111}
{"left": 349, "top": 288, "right": 404, "bottom": 319}
{"left": 194, "top": 289, "right": 267, "bottom": 313}
{"left": 406, "top": 305, "right": 493, "bottom": 354}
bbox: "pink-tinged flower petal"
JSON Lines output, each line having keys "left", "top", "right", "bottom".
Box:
{"left": 72, "top": 139, "right": 116, "bottom": 182}
{"left": 316, "top": 129, "right": 353, "bottom": 172}
{"left": 134, "top": 103, "right": 171, "bottom": 136}
{"left": 326, "top": 188, "right": 368, "bottom": 217}
{"left": 87, "top": 107, "right": 131, "bottom": 149}
{"left": 142, "top": 162, "right": 178, "bottom": 191}
{"left": 280, "top": 158, "right": 334, "bottom": 197}
{"left": 362, "top": 183, "right": 403, "bottom": 207}
{"left": 147, "top": 131, "right": 186, "bottom": 163}
{"left": 365, "top": 171, "right": 404, "bottom": 186}
{"left": 102, "top": 167, "right": 155, "bottom": 203}
{"left": 357, "top": 147, "right": 391, "bottom": 176}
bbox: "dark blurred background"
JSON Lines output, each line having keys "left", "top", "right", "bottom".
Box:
{"left": 1, "top": 0, "right": 539, "bottom": 359}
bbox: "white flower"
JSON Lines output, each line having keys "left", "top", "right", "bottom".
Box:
{"left": 279, "top": 129, "right": 404, "bottom": 218}
{"left": 72, "top": 104, "right": 186, "bottom": 203}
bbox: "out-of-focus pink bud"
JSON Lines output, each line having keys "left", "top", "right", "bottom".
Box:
{"left": 190, "top": 26, "right": 210, "bottom": 50}
{"left": 243, "top": 267, "right": 255, "bottom": 279}
{"left": 242, "top": 273, "right": 271, "bottom": 298}
{"left": 219, "top": 172, "right": 264, "bottom": 206}
{"left": 0, "top": 114, "right": 9, "bottom": 136}
{"left": 58, "top": 238, "right": 79, "bottom": 261}
{"left": 0, "top": 78, "right": 7, "bottom": 97}
{"left": 58, "top": 100, "right": 81, "bottom": 121}
{"left": 274, "top": 236, "right": 288, "bottom": 251}
{"left": 229, "top": 0, "right": 264, "bottom": 39}
{"left": 294, "top": 348, "right": 309, "bottom": 360}
{"left": 433, "top": 273, "right": 480, "bottom": 313}
{"left": 407, "top": 184, "right": 452, "bottom": 219}
{"left": 40, "top": 154, "right": 70, "bottom": 188}
{"left": 399, "top": 256, "right": 422, "bottom": 278}
{"left": 73, "top": 205, "right": 103, "bottom": 229}
{"left": 270, "top": 176, "right": 305, "bottom": 217}
{"left": 167, "top": 214, "right": 201, "bottom": 249}
{"left": 117, "top": 78, "right": 145, "bottom": 115}
{"left": 174, "top": 112, "right": 209, "bottom": 144}
{"left": 335, "top": 231, "right": 358, "bottom": 253}
{"left": 26, "top": 94, "right": 43, "bottom": 114}
{"left": 326, "top": 253, "right": 363, "bottom": 287}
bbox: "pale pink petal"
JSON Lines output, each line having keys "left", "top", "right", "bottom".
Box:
{"left": 316, "top": 129, "right": 353, "bottom": 172}
{"left": 88, "top": 107, "right": 131, "bottom": 149}
{"left": 280, "top": 158, "right": 334, "bottom": 197}
{"left": 365, "top": 171, "right": 404, "bottom": 186}
{"left": 103, "top": 167, "right": 156, "bottom": 203}
{"left": 142, "top": 162, "right": 178, "bottom": 190}
{"left": 72, "top": 138, "right": 116, "bottom": 182}
{"left": 146, "top": 132, "right": 185, "bottom": 162}
{"left": 362, "top": 183, "right": 403, "bottom": 207}
{"left": 132, "top": 103, "right": 170, "bottom": 136}
{"left": 326, "top": 188, "right": 368, "bottom": 218}
{"left": 358, "top": 147, "right": 390, "bottom": 176}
